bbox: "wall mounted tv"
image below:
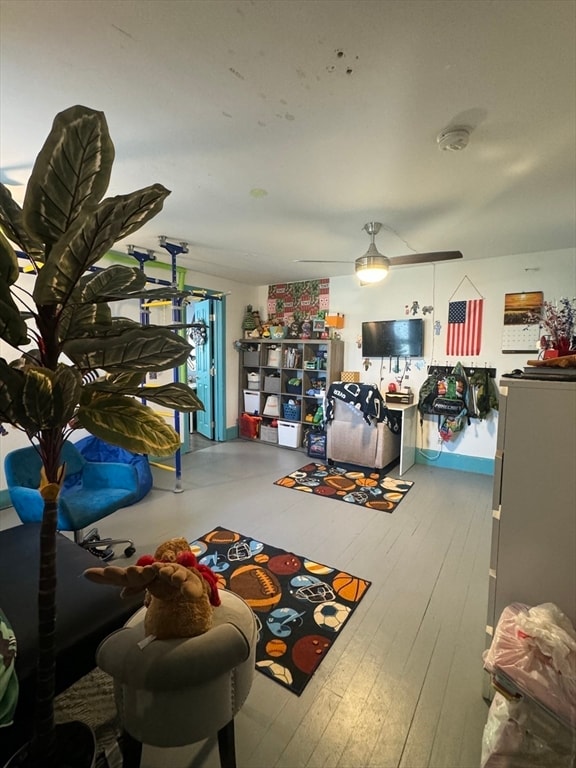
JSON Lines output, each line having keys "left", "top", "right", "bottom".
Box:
{"left": 362, "top": 318, "right": 424, "bottom": 358}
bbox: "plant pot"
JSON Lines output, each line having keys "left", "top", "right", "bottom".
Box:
{"left": 4, "top": 722, "right": 96, "bottom": 768}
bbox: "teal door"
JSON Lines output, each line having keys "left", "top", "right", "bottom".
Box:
{"left": 192, "top": 299, "right": 214, "bottom": 439}
{"left": 184, "top": 296, "right": 226, "bottom": 445}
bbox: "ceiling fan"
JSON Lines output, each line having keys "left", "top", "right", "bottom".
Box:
{"left": 295, "top": 222, "right": 463, "bottom": 284}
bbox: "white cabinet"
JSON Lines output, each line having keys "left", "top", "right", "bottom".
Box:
{"left": 487, "top": 377, "right": 576, "bottom": 648}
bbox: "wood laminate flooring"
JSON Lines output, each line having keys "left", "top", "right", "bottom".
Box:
{"left": 0, "top": 439, "right": 493, "bottom": 768}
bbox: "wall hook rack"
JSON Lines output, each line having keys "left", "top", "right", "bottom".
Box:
{"left": 427, "top": 364, "right": 496, "bottom": 379}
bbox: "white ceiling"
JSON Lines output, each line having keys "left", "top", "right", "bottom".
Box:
{"left": 1, "top": 0, "right": 575, "bottom": 286}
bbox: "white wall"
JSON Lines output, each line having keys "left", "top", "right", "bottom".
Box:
{"left": 256, "top": 247, "right": 575, "bottom": 469}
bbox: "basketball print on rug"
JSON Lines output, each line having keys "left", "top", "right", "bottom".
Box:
{"left": 190, "top": 527, "right": 371, "bottom": 695}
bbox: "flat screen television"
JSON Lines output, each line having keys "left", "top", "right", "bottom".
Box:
{"left": 362, "top": 318, "right": 424, "bottom": 358}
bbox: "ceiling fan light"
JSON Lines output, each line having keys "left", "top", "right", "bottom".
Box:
{"left": 355, "top": 248, "right": 390, "bottom": 283}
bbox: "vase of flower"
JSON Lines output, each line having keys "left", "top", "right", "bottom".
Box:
{"left": 536, "top": 298, "right": 576, "bottom": 357}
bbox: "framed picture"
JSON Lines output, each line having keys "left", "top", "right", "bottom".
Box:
{"left": 312, "top": 318, "right": 326, "bottom": 333}
{"left": 502, "top": 291, "right": 543, "bottom": 353}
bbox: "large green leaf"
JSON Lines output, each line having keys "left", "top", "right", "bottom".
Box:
{"left": 0, "top": 229, "right": 20, "bottom": 285}
{"left": 76, "top": 317, "right": 140, "bottom": 338}
{"left": 76, "top": 393, "right": 181, "bottom": 456}
{"left": 52, "top": 365, "right": 83, "bottom": 423}
{"left": 0, "top": 358, "right": 25, "bottom": 424}
{"left": 63, "top": 326, "right": 191, "bottom": 372}
{"left": 74, "top": 265, "right": 147, "bottom": 303}
{"left": 86, "top": 380, "right": 204, "bottom": 411}
{"left": 22, "top": 367, "right": 56, "bottom": 429}
{"left": 22, "top": 106, "right": 114, "bottom": 246}
{"left": 104, "top": 286, "right": 190, "bottom": 303}
{"left": 104, "top": 370, "right": 145, "bottom": 388}
{"left": 0, "top": 280, "right": 29, "bottom": 346}
{"left": 33, "top": 184, "right": 170, "bottom": 305}
{"left": 59, "top": 302, "right": 112, "bottom": 342}
{"left": 137, "top": 383, "right": 204, "bottom": 411}
{"left": 0, "top": 185, "right": 44, "bottom": 258}
{"left": 21, "top": 365, "right": 81, "bottom": 430}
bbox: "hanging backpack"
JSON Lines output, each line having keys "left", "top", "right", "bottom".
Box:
{"left": 418, "top": 372, "right": 441, "bottom": 421}
{"left": 418, "top": 363, "right": 470, "bottom": 440}
{"left": 418, "top": 366, "right": 468, "bottom": 418}
{"left": 437, "top": 362, "right": 470, "bottom": 441}
{"left": 432, "top": 368, "right": 468, "bottom": 417}
{"left": 468, "top": 369, "right": 499, "bottom": 420}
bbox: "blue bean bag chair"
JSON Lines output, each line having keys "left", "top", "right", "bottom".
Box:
{"left": 70, "top": 436, "right": 153, "bottom": 503}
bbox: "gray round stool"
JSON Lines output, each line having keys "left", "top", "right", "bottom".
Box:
{"left": 96, "top": 589, "right": 258, "bottom": 768}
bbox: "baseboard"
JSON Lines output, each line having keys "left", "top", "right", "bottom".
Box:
{"left": 416, "top": 449, "right": 495, "bottom": 475}
{"left": 227, "top": 425, "right": 239, "bottom": 440}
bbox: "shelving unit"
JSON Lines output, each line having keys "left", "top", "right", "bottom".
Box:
{"left": 238, "top": 338, "right": 344, "bottom": 449}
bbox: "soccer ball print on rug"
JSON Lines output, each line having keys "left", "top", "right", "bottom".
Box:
{"left": 190, "top": 527, "right": 371, "bottom": 696}
{"left": 274, "top": 462, "right": 414, "bottom": 513}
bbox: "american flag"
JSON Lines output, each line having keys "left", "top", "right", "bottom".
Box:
{"left": 446, "top": 299, "right": 484, "bottom": 356}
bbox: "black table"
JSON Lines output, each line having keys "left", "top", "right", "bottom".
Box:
{"left": 0, "top": 523, "right": 142, "bottom": 763}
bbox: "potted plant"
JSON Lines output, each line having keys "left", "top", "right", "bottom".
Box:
{"left": 0, "top": 105, "right": 203, "bottom": 767}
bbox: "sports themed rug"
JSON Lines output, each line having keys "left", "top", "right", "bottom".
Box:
{"left": 274, "top": 462, "right": 414, "bottom": 513}
{"left": 190, "top": 527, "right": 371, "bottom": 696}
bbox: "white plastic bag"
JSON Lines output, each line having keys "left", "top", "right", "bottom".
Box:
{"left": 483, "top": 602, "right": 576, "bottom": 728}
{"left": 481, "top": 692, "right": 575, "bottom": 768}
{"left": 515, "top": 602, "right": 576, "bottom": 678}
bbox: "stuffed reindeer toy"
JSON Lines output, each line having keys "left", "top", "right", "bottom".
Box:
{"left": 84, "top": 537, "right": 221, "bottom": 639}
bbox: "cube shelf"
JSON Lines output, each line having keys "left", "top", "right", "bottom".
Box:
{"left": 236, "top": 339, "right": 344, "bottom": 450}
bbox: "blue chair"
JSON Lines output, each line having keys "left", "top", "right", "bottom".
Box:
{"left": 4, "top": 441, "right": 140, "bottom": 559}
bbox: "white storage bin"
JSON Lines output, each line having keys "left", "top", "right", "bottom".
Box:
{"left": 278, "top": 420, "right": 303, "bottom": 448}
{"left": 246, "top": 372, "right": 260, "bottom": 390}
{"left": 243, "top": 389, "right": 260, "bottom": 414}
{"left": 267, "top": 347, "right": 281, "bottom": 366}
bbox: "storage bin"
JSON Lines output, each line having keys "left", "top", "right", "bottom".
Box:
{"left": 260, "top": 425, "right": 279, "bottom": 443}
{"left": 278, "top": 420, "right": 303, "bottom": 448}
{"left": 282, "top": 402, "right": 301, "bottom": 421}
{"left": 267, "top": 347, "right": 281, "bottom": 366}
{"left": 262, "top": 394, "right": 281, "bottom": 417}
{"left": 244, "top": 350, "right": 260, "bottom": 366}
{"left": 246, "top": 372, "right": 260, "bottom": 390}
{"left": 243, "top": 389, "right": 260, "bottom": 414}
{"left": 239, "top": 412, "right": 261, "bottom": 439}
{"left": 340, "top": 371, "right": 360, "bottom": 382}
{"left": 264, "top": 375, "right": 281, "bottom": 393}
{"left": 285, "top": 379, "right": 302, "bottom": 394}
